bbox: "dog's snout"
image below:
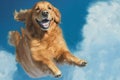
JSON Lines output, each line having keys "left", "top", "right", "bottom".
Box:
{"left": 42, "top": 11, "right": 48, "bottom": 17}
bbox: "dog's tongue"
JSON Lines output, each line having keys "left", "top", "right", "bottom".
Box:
{"left": 42, "top": 22, "right": 49, "bottom": 28}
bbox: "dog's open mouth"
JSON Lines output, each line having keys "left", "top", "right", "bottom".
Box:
{"left": 36, "top": 19, "right": 50, "bottom": 30}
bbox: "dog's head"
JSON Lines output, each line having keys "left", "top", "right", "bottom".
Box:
{"left": 14, "top": 1, "right": 61, "bottom": 31}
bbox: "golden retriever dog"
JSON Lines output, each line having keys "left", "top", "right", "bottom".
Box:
{"left": 9, "top": 1, "right": 87, "bottom": 78}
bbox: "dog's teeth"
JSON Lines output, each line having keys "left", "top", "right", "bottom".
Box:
{"left": 42, "top": 22, "right": 49, "bottom": 28}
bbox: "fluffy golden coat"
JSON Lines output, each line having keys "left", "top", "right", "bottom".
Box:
{"left": 9, "top": 1, "right": 87, "bottom": 78}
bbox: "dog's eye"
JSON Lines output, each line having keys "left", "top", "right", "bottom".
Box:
{"left": 35, "top": 7, "right": 39, "bottom": 10}
{"left": 48, "top": 7, "right": 51, "bottom": 10}
{"left": 35, "top": 7, "right": 40, "bottom": 12}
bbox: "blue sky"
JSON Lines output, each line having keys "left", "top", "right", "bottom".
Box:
{"left": 0, "top": 0, "right": 120, "bottom": 80}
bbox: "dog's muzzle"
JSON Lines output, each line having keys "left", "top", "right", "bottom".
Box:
{"left": 36, "top": 11, "right": 51, "bottom": 31}
{"left": 36, "top": 19, "right": 50, "bottom": 31}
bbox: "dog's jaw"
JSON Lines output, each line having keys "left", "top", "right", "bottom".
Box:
{"left": 36, "top": 19, "right": 51, "bottom": 31}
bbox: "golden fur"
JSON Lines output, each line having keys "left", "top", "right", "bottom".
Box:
{"left": 9, "top": 1, "right": 87, "bottom": 78}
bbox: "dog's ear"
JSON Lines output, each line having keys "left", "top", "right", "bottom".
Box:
{"left": 14, "top": 9, "right": 31, "bottom": 22}
{"left": 53, "top": 7, "right": 61, "bottom": 24}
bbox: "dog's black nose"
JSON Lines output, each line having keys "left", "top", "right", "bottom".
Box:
{"left": 42, "top": 11, "right": 48, "bottom": 17}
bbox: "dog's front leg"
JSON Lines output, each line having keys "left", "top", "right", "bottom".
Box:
{"left": 59, "top": 51, "right": 87, "bottom": 67}
{"left": 32, "top": 54, "right": 61, "bottom": 78}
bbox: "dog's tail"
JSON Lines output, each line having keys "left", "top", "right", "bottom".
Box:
{"left": 8, "top": 31, "right": 21, "bottom": 47}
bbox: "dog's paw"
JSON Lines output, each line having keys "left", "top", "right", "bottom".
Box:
{"left": 78, "top": 60, "right": 87, "bottom": 67}
{"left": 54, "top": 71, "right": 62, "bottom": 78}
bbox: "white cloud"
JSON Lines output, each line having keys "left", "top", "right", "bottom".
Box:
{"left": 72, "top": 0, "right": 120, "bottom": 80}
{"left": 0, "top": 50, "right": 17, "bottom": 80}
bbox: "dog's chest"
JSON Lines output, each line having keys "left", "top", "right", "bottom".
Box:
{"left": 30, "top": 35, "right": 62, "bottom": 54}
